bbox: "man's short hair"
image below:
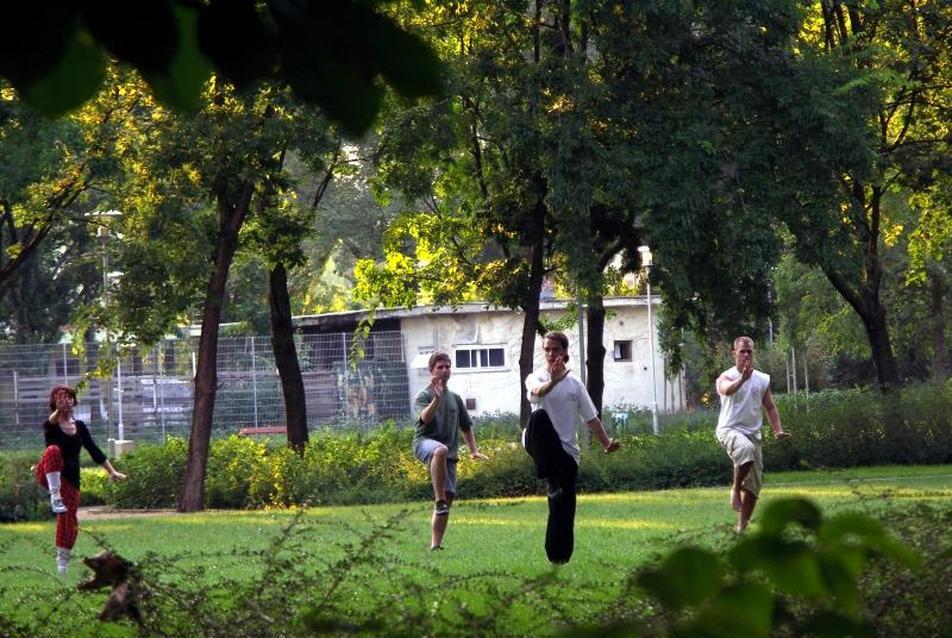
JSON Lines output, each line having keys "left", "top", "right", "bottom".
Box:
{"left": 733, "top": 336, "right": 754, "bottom": 351}
{"left": 428, "top": 351, "right": 451, "bottom": 370}
{"left": 544, "top": 331, "right": 570, "bottom": 363}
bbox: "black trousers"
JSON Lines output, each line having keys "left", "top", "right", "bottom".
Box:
{"left": 545, "top": 458, "right": 578, "bottom": 564}
{"left": 525, "top": 410, "right": 580, "bottom": 564}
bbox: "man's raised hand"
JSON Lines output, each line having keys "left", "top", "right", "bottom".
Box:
{"left": 430, "top": 376, "right": 445, "bottom": 400}
{"left": 550, "top": 361, "right": 570, "bottom": 383}
{"left": 741, "top": 362, "right": 753, "bottom": 382}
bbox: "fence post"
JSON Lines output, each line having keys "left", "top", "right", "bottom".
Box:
{"left": 251, "top": 336, "right": 259, "bottom": 428}
{"left": 13, "top": 369, "right": 19, "bottom": 427}
{"left": 158, "top": 344, "right": 166, "bottom": 442}
{"left": 791, "top": 348, "right": 798, "bottom": 395}
{"left": 803, "top": 348, "right": 810, "bottom": 411}
{"left": 117, "top": 358, "right": 125, "bottom": 441}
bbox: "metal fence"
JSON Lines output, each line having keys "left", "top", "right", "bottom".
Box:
{"left": 0, "top": 331, "right": 412, "bottom": 450}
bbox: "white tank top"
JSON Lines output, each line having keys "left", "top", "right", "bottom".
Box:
{"left": 716, "top": 368, "right": 770, "bottom": 438}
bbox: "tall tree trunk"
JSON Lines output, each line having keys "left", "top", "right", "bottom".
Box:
{"left": 824, "top": 265, "right": 899, "bottom": 391}
{"left": 931, "top": 271, "right": 947, "bottom": 381}
{"left": 583, "top": 240, "right": 624, "bottom": 416}
{"left": 862, "top": 293, "right": 899, "bottom": 390}
{"left": 519, "top": 224, "right": 546, "bottom": 427}
{"left": 179, "top": 184, "right": 254, "bottom": 512}
{"left": 269, "top": 262, "right": 308, "bottom": 452}
{"left": 821, "top": 185, "right": 899, "bottom": 391}
{"left": 585, "top": 295, "right": 606, "bottom": 416}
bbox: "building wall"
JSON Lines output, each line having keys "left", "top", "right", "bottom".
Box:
{"left": 402, "top": 311, "right": 523, "bottom": 415}
{"left": 597, "top": 304, "right": 684, "bottom": 414}
{"left": 401, "top": 301, "right": 683, "bottom": 417}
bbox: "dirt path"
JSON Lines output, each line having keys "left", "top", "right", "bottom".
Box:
{"left": 77, "top": 506, "right": 178, "bottom": 521}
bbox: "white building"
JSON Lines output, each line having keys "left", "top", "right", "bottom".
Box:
{"left": 297, "top": 297, "right": 685, "bottom": 418}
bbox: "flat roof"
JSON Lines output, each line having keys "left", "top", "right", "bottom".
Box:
{"left": 293, "top": 296, "right": 653, "bottom": 328}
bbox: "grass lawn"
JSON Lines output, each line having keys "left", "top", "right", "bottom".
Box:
{"left": 1, "top": 464, "right": 950, "bottom": 637}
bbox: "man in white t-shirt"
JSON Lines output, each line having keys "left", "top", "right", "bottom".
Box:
{"left": 715, "top": 336, "right": 790, "bottom": 532}
{"left": 525, "top": 331, "right": 619, "bottom": 563}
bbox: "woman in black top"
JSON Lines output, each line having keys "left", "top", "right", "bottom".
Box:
{"left": 35, "top": 384, "right": 126, "bottom": 574}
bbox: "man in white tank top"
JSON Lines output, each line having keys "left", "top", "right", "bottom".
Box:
{"left": 715, "top": 336, "right": 789, "bottom": 532}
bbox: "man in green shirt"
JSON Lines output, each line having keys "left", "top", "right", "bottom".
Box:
{"left": 412, "top": 352, "right": 488, "bottom": 550}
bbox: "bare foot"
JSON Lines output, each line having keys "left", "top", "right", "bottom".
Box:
{"left": 734, "top": 523, "right": 747, "bottom": 534}
{"left": 730, "top": 489, "right": 742, "bottom": 512}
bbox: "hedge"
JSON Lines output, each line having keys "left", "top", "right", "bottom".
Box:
{"left": 3, "top": 380, "right": 950, "bottom": 520}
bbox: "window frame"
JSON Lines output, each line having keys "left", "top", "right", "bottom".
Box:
{"left": 613, "top": 340, "right": 633, "bottom": 362}
{"left": 453, "top": 344, "right": 508, "bottom": 372}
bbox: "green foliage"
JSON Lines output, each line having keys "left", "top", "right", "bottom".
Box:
{"left": 0, "top": 450, "right": 43, "bottom": 523}
{"left": 0, "top": 382, "right": 945, "bottom": 521}
{"left": 1, "top": 494, "right": 946, "bottom": 637}
{"left": 772, "top": 0, "right": 952, "bottom": 388}
{"left": 630, "top": 497, "right": 922, "bottom": 638}
{"left": 770, "top": 383, "right": 952, "bottom": 469}
{"left": 87, "top": 426, "right": 725, "bottom": 509}
{"left": 96, "top": 427, "right": 425, "bottom": 510}
{"left": 203, "top": 435, "right": 269, "bottom": 508}
{"left": 358, "top": 0, "right": 645, "bottom": 319}
{"left": 589, "top": 431, "right": 727, "bottom": 492}
{"left": 0, "top": 451, "right": 110, "bottom": 522}
{"left": 596, "top": 0, "right": 823, "bottom": 346}
{"left": 858, "top": 503, "right": 952, "bottom": 636}
{"left": 773, "top": 251, "right": 870, "bottom": 360}
{"left": 0, "top": 2, "right": 442, "bottom": 134}
{"left": 0, "top": 87, "right": 118, "bottom": 339}
{"left": 100, "top": 436, "right": 188, "bottom": 508}
{"left": 71, "top": 382, "right": 947, "bottom": 512}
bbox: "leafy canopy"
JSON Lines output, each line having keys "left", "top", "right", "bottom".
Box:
{"left": 0, "top": 1, "right": 443, "bottom": 135}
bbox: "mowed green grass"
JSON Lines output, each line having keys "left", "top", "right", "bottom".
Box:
{"left": 1, "top": 465, "right": 950, "bottom": 635}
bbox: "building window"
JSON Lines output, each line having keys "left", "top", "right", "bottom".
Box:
{"left": 613, "top": 340, "right": 632, "bottom": 361}
{"left": 455, "top": 346, "right": 506, "bottom": 370}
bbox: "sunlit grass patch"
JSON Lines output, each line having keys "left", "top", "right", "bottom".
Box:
{"left": 0, "top": 465, "right": 949, "bottom": 638}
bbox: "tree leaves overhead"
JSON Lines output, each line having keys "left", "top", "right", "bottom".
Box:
{"left": 198, "top": 0, "right": 278, "bottom": 88}
{"left": 144, "top": 3, "right": 213, "bottom": 113}
{"left": 0, "top": 80, "right": 125, "bottom": 333}
{"left": 0, "top": 0, "right": 443, "bottom": 135}
{"left": 18, "top": 26, "right": 108, "bottom": 116}
{"left": 81, "top": 0, "right": 180, "bottom": 74}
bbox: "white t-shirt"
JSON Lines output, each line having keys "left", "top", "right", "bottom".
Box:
{"left": 716, "top": 367, "right": 770, "bottom": 438}
{"left": 525, "top": 369, "right": 598, "bottom": 463}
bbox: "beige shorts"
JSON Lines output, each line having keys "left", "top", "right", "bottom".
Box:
{"left": 716, "top": 430, "right": 763, "bottom": 497}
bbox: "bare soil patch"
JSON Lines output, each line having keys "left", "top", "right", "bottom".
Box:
{"left": 78, "top": 506, "right": 178, "bottom": 521}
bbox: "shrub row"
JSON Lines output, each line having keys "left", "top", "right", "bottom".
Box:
{"left": 0, "top": 451, "right": 107, "bottom": 523}
{"left": 769, "top": 381, "right": 952, "bottom": 469}
{"left": 98, "top": 380, "right": 952, "bottom": 509}
{"left": 3, "top": 381, "right": 949, "bottom": 518}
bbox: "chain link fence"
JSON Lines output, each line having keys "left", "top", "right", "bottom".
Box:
{"left": 0, "top": 331, "right": 411, "bottom": 450}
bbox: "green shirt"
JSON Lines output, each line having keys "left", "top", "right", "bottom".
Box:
{"left": 412, "top": 385, "right": 473, "bottom": 461}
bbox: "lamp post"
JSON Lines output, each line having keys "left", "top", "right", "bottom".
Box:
{"left": 96, "top": 219, "right": 115, "bottom": 443}
{"left": 93, "top": 210, "right": 126, "bottom": 450}
{"left": 638, "top": 246, "right": 660, "bottom": 435}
